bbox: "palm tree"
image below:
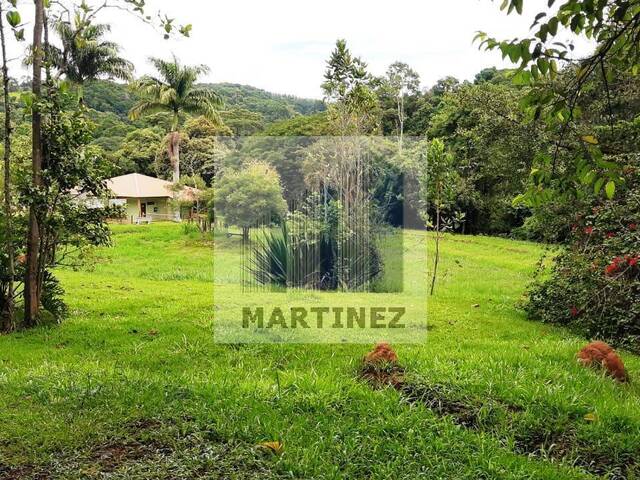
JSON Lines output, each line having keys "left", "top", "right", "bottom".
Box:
{"left": 50, "top": 12, "right": 133, "bottom": 100}
{"left": 129, "top": 56, "right": 222, "bottom": 183}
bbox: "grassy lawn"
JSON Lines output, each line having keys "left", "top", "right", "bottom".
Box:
{"left": 1, "top": 223, "right": 640, "bottom": 479}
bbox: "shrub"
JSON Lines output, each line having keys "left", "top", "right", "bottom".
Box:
{"left": 248, "top": 199, "right": 384, "bottom": 291}
{"left": 526, "top": 161, "right": 640, "bottom": 351}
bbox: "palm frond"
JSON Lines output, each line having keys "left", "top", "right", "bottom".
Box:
{"left": 186, "top": 88, "right": 222, "bottom": 107}
{"left": 52, "top": 15, "right": 132, "bottom": 84}
{"left": 128, "top": 101, "right": 171, "bottom": 121}
{"left": 148, "top": 56, "right": 180, "bottom": 86}
{"left": 129, "top": 56, "right": 221, "bottom": 129}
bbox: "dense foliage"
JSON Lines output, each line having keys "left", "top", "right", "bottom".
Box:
{"left": 1, "top": 87, "right": 117, "bottom": 327}
{"left": 72, "top": 48, "right": 575, "bottom": 237}
{"left": 212, "top": 161, "right": 287, "bottom": 239}
{"left": 476, "top": 0, "right": 640, "bottom": 349}
{"left": 527, "top": 157, "right": 640, "bottom": 349}
{"left": 250, "top": 200, "right": 383, "bottom": 292}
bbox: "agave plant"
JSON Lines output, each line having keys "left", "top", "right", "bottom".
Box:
{"left": 248, "top": 203, "right": 384, "bottom": 291}
{"left": 248, "top": 223, "right": 291, "bottom": 288}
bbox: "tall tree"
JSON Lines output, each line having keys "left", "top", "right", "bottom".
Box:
{"left": 15, "top": 0, "right": 191, "bottom": 329}
{"left": 24, "top": 0, "right": 45, "bottom": 326}
{"left": 321, "top": 39, "right": 379, "bottom": 135}
{"left": 213, "top": 162, "right": 287, "bottom": 241}
{"left": 129, "top": 56, "right": 222, "bottom": 183}
{"left": 384, "top": 62, "right": 420, "bottom": 148}
{"left": 0, "top": 0, "right": 17, "bottom": 331}
{"left": 50, "top": 11, "right": 133, "bottom": 101}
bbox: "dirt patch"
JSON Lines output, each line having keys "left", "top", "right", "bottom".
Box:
{"left": 514, "top": 426, "right": 578, "bottom": 461}
{"left": 1, "top": 419, "right": 284, "bottom": 479}
{"left": 514, "top": 425, "right": 639, "bottom": 478}
{"left": 88, "top": 439, "right": 170, "bottom": 473}
{"left": 358, "top": 349, "right": 638, "bottom": 478}
{"left": 0, "top": 464, "right": 50, "bottom": 480}
{"left": 359, "top": 361, "right": 495, "bottom": 429}
{"left": 396, "top": 382, "right": 486, "bottom": 429}
{"left": 359, "top": 362, "right": 405, "bottom": 389}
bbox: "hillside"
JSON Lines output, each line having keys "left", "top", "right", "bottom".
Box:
{"left": 200, "top": 83, "right": 325, "bottom": 122}
{"left": 83, "top": 80, "right": 325, "bottom": 123}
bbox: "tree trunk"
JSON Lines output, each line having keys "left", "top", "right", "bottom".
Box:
{"left": 0, "top": 3, "right": 14, "bottom": 331}
{"left": 167, "top": 131, "right": 180, "bottom": 183}
{"left": 25, "top": 0, "right": 45, "bottom": 326}
{"left": 397, "top": 94, "right": 404, "bottom": 152}
{"left": 430, "top": 203, "right": 441, "bottom": 296}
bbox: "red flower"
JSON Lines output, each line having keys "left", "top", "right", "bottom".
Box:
{"left": 629, "top": 256, "right": 639, "bottom": 267}
{"left": 570, "top": 307, "right": 580, "bottom": 317}
{"left": 605, "top": 263, "right": 619, "bottom": 276}
{"left": 604, "top": 255, "right": 637, "bottom": 276}
{"left": 630, "top": 223, "right": 637, "bottom": 231}
{"left": 584, "top": 226, "right": 594, "bottom": 235}
{"left": 607, "top": 232, "right": 616, "bottom": 238}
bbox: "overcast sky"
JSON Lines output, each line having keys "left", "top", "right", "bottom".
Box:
{"left": 10, "top": 0, "right": 593, "bottom": 99}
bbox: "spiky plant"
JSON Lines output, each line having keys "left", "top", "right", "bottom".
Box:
{"left": 248, "top": 211, "right": 384, "bottom": 291}
{"left": 249, "top": 223, "right": 290, "bottom": 289}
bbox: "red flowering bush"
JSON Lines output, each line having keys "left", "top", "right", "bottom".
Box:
{"left": 526, "top": 161, "right": 640, "bottom": 351}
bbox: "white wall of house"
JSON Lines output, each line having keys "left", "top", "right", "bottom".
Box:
{"left": 123, "top": 197, "right": 174, "bottom": 222}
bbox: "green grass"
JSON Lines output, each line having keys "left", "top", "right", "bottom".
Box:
{"left": 1, "top": 223, "right": 640, "bottom": 479}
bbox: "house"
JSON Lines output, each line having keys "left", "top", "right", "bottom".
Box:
{"left": 105, "top": 173, "right": 199, "bottom": 223}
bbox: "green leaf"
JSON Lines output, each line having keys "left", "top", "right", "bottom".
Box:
{"left": 58, "top": 80, "right": 71, "bottom": 94}
{"left": 593, "top": 177, "right": 605, "bottom": 194}
{"left": 531, "top": 64, "right": 540, "bottom": 80}
{"left": 20, "top": 91, "right": 33, "bottom": 108}
{"left": 512, "top": 70, "right": 531, "bottom": 85}
{"left": 514, "top": 0, "right": 523, "bottom": 14}
{"left": 6, "top": 10, "right": 20, "bottom": 28}
{"left": 581, "top": 170, "right": 596, "bottom": 185}
{"left": 537, "top": 58, "right": 548, "bottom": 75}
{"left": 605, "top": 180, "right": 615, "bottom": 199}
{"left": 581, "top": 135, "right": 598, "bottom": 145}
{"left": 179, "top": 24, "right": 193, "bottom": 37}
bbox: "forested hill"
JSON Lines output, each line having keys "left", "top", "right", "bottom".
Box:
{"left": 83, "top": 80, "right": 325, "bottom": 122}
{"left": 200, "top": 83, "right": 325, "bottom": 122}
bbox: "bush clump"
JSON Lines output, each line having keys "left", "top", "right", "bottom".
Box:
{"left": 526, "top": 161, "right": 640, "bottom": 351}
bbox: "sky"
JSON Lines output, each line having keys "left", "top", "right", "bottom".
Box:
{"left": 10, "top": 0, "right": 594, "bottom": 99}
